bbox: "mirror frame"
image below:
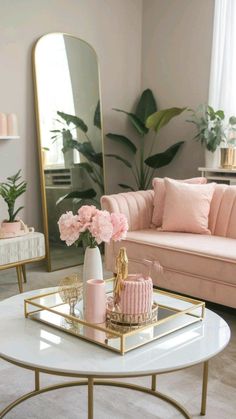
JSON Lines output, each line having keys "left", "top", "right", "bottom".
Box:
{"left": 32, "top": 32, "right": 106, "bottom": 271}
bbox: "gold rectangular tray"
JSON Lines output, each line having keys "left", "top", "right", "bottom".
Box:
{"left": 24, "top": 279, "right": 205, "bottom": 355}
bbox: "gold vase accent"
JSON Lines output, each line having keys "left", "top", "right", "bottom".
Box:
{"left": 114, "top": 247, "right": 128, "bottom": 304}
{"left": 220, "top": 147, "right": 236, "bottom": 169}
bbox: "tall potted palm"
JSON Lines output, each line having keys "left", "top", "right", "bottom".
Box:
{"left": 106, "top": 89, "right": 186, "bottom": 190}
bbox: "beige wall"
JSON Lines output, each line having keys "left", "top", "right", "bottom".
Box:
{"left": 0, "top": 0, "right": 215, "bottom": 230}
{"left": 0, "top": 0, "right": 142, "bottom": 230}
{"left": 141, "top": 0, "right": 214, "bottom": 179}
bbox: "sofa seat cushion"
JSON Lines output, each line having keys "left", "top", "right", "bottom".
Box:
{"left": 114, "top": 230, "right": 236, "bottom": 286}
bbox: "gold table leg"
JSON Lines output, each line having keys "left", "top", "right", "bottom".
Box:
{"left": 22, "top": 265, "right": 27, "bottom": 283}
{"left": 88, "top": 377, "right": 94, "bottom": 419}
{"left": 151, "top": 374, "right": 157, "bottom": 391}
{"left": 201, "top": 361, "right": 209, "bottom": 415}
{"left": 35, "top": 370, "right": 40, "bottom": 391}
{"left": 16, "top": 266, "right": 23, "bottom": 293}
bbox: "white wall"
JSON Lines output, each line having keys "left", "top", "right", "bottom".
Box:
{"left": 141, "top": 0, "right": 214, "bottom": 178}
{"left": 0, "top": 0, "right": 142, "bottom": 230}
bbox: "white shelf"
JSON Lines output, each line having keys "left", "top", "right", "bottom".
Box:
{"left": 198, "top": 166, "right": 236, "bottom": 173}
{"left": 0, "top": 136, "right": 20, "bottom": 140}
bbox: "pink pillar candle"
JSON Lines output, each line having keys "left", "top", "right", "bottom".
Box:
{"left": 7, "top": 113, "right": 18, "bottom": 136}
{"left": 85, "top": 279, "right": 106, "bottom": 324}
{"left": 0, "top": 113, "right": 7, "bottom": 136}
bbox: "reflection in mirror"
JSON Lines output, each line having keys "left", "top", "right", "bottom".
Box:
{"left": 33, "top": 33, "right": 104, "bottom": 271}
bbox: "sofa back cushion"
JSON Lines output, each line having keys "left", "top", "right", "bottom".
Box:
{"left": 152, "top": 176, "right": 207, "bottom": 227}
{"left": 161, "top": 179, "right": 216, "bottom": 234}
{"left": 209, "top": 184, "right": 236, "bottom": 238}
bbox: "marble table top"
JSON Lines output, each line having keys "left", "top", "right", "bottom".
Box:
{"left": 0, "top": 288, "right": 230, "bottom": 378}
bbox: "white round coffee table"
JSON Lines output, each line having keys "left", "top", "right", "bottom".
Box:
{"left": 0, "top": 288, "right": 230, "bottom": 419}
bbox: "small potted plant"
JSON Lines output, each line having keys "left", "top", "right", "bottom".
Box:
{"left": 0, "top": 170, "right": 27, "bottom": 234}
{"left": 187, "top": 104, "right": 226, "bottom": 168}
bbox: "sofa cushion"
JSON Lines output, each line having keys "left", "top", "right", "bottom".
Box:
{"left": 152, "top": 176, "right": 207, "bottom": 227}
{"left": 208, "top": 184, "right": 236, "bottom": 238}
{"left": 113, "top": 230, "right": 236, "bottom": 286}
{"left": 161, "top": 179, "right": 216, "bottom": 234}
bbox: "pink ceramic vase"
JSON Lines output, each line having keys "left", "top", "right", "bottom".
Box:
{"left": 1, "top": 220, "right": 21, "bottom": 233}
{"left": 85, "top": 279, "right": 106, "bottom": 324}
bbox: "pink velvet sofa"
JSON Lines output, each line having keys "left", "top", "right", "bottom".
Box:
{"left": 101, "top": 184, "right": 236, "bottom": 309}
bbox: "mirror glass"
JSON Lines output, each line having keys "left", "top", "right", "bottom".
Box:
{"left": 33, "top": 33, "right": 104, "bottom": 271}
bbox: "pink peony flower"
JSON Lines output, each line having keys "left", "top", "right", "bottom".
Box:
{"left": 110, "top": 212, "right": 129, "bottom": 241}
{"left": 77, "top": 205, "right": 98, "bottom": 224}
{"left": 58, "top": 211, "right": 80, "bottom": 246}
{"left": 89, "top": 210, "right": 113, "bottom": 244}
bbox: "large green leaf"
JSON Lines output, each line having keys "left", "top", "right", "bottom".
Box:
{"left": 145, "top": 141, "right": 184, "bottom": 169}
{"left": 94, "top": 100, "right": 101, "bottom": 129}
{"left": 57, "top": 111, "right": 88, "bottom": 133}
{"left": 73, "top": 142, "right": 103, "bottom": 167}
{"left": 56, "top": 188, "right": 97, "bottom": 205}
{"left": 118, "top": 184, "right": 135, "bottom": 191}
{"left": 106, "top": 154, "right": 132, "bottom": 168}
{"left": 135, "top": 89, "right": 157, "bottom": 124}
{"left": 76, "top": 162, "right": 94, "bottom": 173}
{"left": 113, "top": 109, "right": 148, "bottom": 136}
{"left": 106, "top": 133, "right": 137, "bottom": 153}
{"left": 146, "top": 107, "right": 187, "bottom": 133}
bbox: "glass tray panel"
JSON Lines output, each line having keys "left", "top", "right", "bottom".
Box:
{"left": 24, "top": 281, "right": 205, "bottom": 355}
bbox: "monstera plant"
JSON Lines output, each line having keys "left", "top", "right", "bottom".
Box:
{"left": 51, "top": 101, "right": 104, "bottom": 207}
{"left": 106, "top": 89, "right": 186, "bottom": 190}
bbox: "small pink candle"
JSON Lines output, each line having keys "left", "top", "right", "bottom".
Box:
{"left": 7, "top": 113, "right": 18, "bottom": 136}
{"left": 0, "top": 113, "right": 7, "bottom": 136}
{"left": 85, "top": 279, "right": 106, "bottom": 323}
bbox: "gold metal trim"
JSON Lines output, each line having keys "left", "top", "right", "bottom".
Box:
{"left": 32, "top": 33, "right": 106, "bottom": 272}
{"left": 0, "top": 370, "right": 202, "bottom": 419}
{"left": 201, "top": 361, "right": 209, "bottom": 415}
{"left": 24, "top": 285, "right": 205, "bottom": 355}
{"left": 0, "top": 256, "right": 45, "bottom": 270}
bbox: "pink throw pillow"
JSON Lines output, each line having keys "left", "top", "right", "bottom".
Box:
{"left": 152, "top": 177, "right": 207, "bottom": 227}
{"left": 161, "top": 178, "right": 216, "bottom": 234}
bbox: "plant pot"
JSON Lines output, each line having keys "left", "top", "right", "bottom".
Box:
{"left": 220, "top": 147, "right": 236, "bottom": 169}
{"left": 204, "top": 148, "right": 220, "bottom": 168}
{"left": 1, "top": 220, "right": 21, "bottom": 234}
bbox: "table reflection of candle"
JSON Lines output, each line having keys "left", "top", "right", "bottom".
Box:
{"left": 84, "top": 325, "right": 106, "bottom": 344}
{"left": 7, "top": 113, "right": 18, "bottom": 136}
{"left": 0, "top": 113, "right": 7, "bottom": 136}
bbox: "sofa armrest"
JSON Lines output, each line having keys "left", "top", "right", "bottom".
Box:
{"left": 101, "top": 190, "right": 154, "bottom": 231}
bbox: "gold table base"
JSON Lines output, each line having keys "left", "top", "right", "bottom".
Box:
{"left": 0, "top": 357, "right": 209, "bottom": 419}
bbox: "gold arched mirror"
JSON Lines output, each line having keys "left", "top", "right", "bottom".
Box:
{"left": 33, "top": 33, "right": 105, "bottom": 271}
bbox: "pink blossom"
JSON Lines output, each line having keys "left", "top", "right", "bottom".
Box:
{"left": 89, "top": 210, "right": 113, "bottom": 244}
{"left": 110, "top": 212, "right": 129, "bottom": 241}
{"left": 58, "top": 211, "right": 80, "bottom": 246}
{"left": 77, "top": 205, "right": 98, "bottom": 224}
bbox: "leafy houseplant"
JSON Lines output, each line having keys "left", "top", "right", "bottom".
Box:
{"left": 106, "top": 89, "right": 186, "bottom": 191}
{"left": 187, "top": 104, "right": 227, "bottom": 152}
{"left": 0, "top": 170, "right": 27, "bottom": 232}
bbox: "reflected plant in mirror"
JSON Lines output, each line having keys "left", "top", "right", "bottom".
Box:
{"left": 51, "top": 103, "right": 104, "bottom": 208}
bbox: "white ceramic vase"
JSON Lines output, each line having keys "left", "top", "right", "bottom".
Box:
{"left": 205, "top": 148, "right": 220, "bottom": 168}
{"left": 83, "top": 246, "right": 103, "bottom": 311}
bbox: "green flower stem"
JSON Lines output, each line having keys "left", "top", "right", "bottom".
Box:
{"left": 131, "top": 164, "right": 140, "bottom": 189}
{"left": 145, "top": 168, "right": 156, "bottom": 190}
